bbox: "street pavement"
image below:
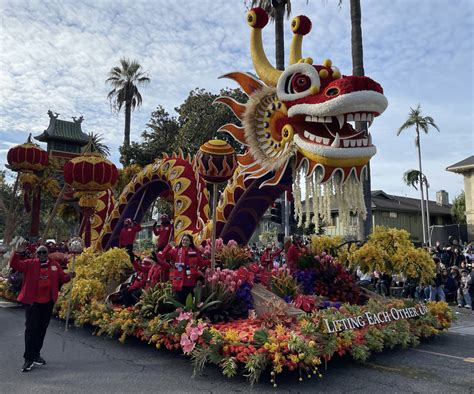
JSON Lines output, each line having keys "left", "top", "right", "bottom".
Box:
{"left": 0, "top": 302, "right": 473, "bottom": 393}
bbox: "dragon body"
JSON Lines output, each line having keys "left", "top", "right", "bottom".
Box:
{"left": 94, "top": 8, "right": 388, "bottom": 250}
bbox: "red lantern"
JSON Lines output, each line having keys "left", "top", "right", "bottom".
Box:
{"left": 63, "top": 153, "right": 118, "bottom": 192}
{"left": 7, "top": 134, "right": 49, "bottom": 173}
{"left": 63, "top": 151, "right": 118, "bottom": 247}
{"left": 7, "top": 134, "right": 49, "bottom": 213}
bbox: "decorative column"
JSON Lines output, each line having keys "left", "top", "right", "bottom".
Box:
{"left": 196, "top": 140, "right": 237, "bottom": 268}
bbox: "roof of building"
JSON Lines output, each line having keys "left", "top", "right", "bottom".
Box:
{"left": 35, "top": 110, "right": 89, "bottom": 145}
{"left": 371, "top": 190, "right": 452, "bottom": 215}
{"left": 446, "top": 155, "right": 474, "bottom": 173}
{"left": 301, "top": 190, "right": 452, "bottom": 216}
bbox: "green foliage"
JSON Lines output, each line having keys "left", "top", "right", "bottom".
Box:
{"left": 270, "top": 269, "right": 300, "bottom": 299}
{"left": 120, "top": 88, "right": 247, "bottom": 166}
{"left": 166, "top": 285, "right": 221, "bottom": 317}
{"left": 451, "top": 191, "right": 466, "bottom": 224}
{"left": 252, "top": 329, "right": 269, "bottom": 347}
{"left": 136, "top": 283, "right": 173, "bottom": 319}
{"left": 221, "top": 357, "right": 238, "bottom": 378}
{"left": 296, "top": 254, "right": 320, "bottom": 270}
{"left": 218, "top": 245, "right": 250, "bottom": 270}
{"left": 244, "top": 353, "right": 269, "bottom": 385}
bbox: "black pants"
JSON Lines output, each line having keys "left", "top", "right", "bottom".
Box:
{"left": 124, "top": 245, "right": 134, "bottom": 263}
{"left": 24, "top": 301, "right": 54, "bottom": 361}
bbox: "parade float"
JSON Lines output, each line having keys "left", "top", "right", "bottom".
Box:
{"left": 1, "top": 8, "right": 452, "bottom": 386}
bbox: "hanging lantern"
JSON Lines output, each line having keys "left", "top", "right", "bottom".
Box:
{"left": 7, "top": 134, "right": 49, "bottom": 172}
{"left": 7, "top": 134, "right": 49, "bottom": 212}
{"left": 196, "top": 140, "right": 237, "bottom": 184}
{"left": 63, "top": 148, "right": 118, "bottom": 247}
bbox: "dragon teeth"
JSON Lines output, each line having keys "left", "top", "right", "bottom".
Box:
{"left": 331, "top": 133, "right": 340, "bottom": 148}
{"left": 336, "top": 115, "right": 344, "bottom": 129}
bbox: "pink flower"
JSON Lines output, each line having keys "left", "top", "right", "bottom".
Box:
{"left": 176, "top": 311, "right": 193, "bottom": 321}
{"left": 180, "top": 334, "right": 195, "bottom": 354}
{"left": 227, "top": 239, "right": 238, "bottom": 247}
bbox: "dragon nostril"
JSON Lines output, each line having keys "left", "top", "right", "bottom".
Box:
{"left": 326, "top": 87, "right": 340, "bottom": 97}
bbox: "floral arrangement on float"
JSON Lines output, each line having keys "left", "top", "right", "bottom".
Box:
{"left": 0, "top": 238, "right": 453, "bottom": 385}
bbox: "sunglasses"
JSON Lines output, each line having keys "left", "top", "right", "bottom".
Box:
{"left": 37, "top": 251, "right": 48, "bottom": 255}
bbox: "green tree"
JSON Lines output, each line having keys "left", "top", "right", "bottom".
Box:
{"left": 119, "top": 106, "right": 179, "bottom": 166}
{"left": 451, "top": 191, "right": 466, "bottom": 224}
{"left": 120, "top": 88, "right": 246, "bottom": 166}
{"left": 248, "top": 0, "right": 292, "bottom": 70}
{"left": 106, "top": 58, "right": 150, "bottom": 154}
{"left": 174, "top": 88, "right": 246, "bottom": 155}
{"left": 398, "top": 104, "right": 440, "bottom": 245}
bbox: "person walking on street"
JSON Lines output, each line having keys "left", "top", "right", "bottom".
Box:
{"left": 9, "top": 243, "right": 74, "bottom": 372}
{"left": 119, "top": 218, "right": 142, "bottom": 263}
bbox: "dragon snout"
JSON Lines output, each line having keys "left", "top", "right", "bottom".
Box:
{"left": 327, "top": 76, "right": 384, "bottom": 97}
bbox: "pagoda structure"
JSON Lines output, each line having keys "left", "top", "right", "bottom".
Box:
{"left": 35, "top": 110, "right": 89, "bottom": 168}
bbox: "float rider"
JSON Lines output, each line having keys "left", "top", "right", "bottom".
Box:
{"left": 153, "top": 214, "right": 173, "bottom": 252}
{"left": 119, "top": 218, "right": 142, "bottom": 263}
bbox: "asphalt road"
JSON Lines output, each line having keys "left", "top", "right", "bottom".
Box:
{"left": 0, "top": 302, "right": 473, "bottom": 393}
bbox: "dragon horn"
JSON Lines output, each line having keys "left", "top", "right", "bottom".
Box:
{"left": 289, "top": 15, "right": 312, "bottom": 65}
{"left": 247, "top": 8, "right": 281, "bottom": 87}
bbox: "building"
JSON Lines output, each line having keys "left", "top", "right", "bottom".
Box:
{"left": 299, "top": 190, "right": 452, "bottom": 244}
{"left": 446, "top": 155, "right": 474, "bottom": 240}
{"left": 35, "top": 110, "right": 89, "bottom": 168}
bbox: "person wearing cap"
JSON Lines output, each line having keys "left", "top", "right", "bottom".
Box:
{"left": 9, "top": 243, "right": 75, "bottom": 372}
{"left": 119, "top": 218, "right": 142, "bottom": 263}
{"left": 153, "top": 214, "right": 173, "bottom": 252}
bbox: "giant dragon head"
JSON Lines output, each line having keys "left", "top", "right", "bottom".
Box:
{"left": 217, "top": 8, "right": 388, "bottom": 228}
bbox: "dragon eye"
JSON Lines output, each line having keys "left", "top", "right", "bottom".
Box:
{"left": 326, "top": 87, "right": 340, "bottom": 97}
{"left": 291, "top": 74, "right": 311, "bottom": 93}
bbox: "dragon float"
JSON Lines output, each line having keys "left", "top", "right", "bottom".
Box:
{"left": 93, "top": 8, "right": 388, "bottom": 250}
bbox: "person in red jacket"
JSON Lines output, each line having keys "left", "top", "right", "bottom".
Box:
{"left": 286, "top": 236, "right": 307, "bottom": 271}
{"left": 162, "top": 233, "right": 209, "bottom": 302}
{"left": 10, "top": 243, "right": 74, "bottom": 372}
{"left": 260, "top": 244, "right": 283, "bottom": 269}
{"left": 153, "top": 214, "right": 173, "bottom": 252}
{"left": 119, "top": 218, "right": 141, "bottom": 263}
{"left": 119, "top": 255, "right": 152, "bottom": 306}
{"left": 145, "top": 252, "right": 170, "bottom": 290}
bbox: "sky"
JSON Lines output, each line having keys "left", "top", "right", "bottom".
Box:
{"left": 0, "top": 0, "right": 472, "bottom": 203}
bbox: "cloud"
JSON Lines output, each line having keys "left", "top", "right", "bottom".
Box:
{"left": 0, "top": 0, "right": 472, "bottom": 204}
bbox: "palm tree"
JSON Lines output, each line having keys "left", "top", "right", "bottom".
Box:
{"left": 248, "top": 0, "right": 292, "bottom": 70}
{"left": 85, "top": 133, "right": 110, "bottom": 157}
{"left": 403, "top": 169, "right": 422, "bottom": 190}
{"left": 403, "top": 168, "right": 433, "bottom": 246}
{"left": 398, "top": 105, "right": 440, "bottom": 245}
{"left": 106, "top": 58, "right": 150, "bottom": 149}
